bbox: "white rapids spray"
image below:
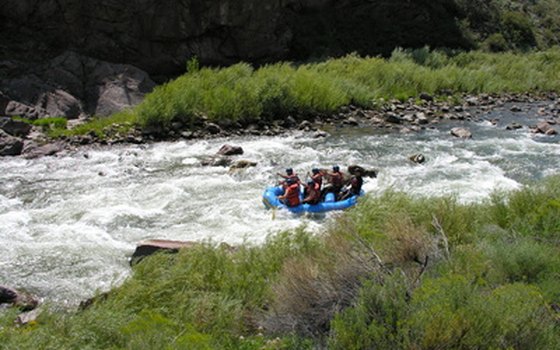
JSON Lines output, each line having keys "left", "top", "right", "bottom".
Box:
{"left": 1, "top": 103, "right": 560, "bottom": 305}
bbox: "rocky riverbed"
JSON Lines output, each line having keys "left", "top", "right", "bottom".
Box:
{"left": 1, "top": 92, "right": 559, "bottom": 159}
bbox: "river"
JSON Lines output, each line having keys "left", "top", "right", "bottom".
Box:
{"left": 1, "top": 101, "right": 559, "bottom": 306}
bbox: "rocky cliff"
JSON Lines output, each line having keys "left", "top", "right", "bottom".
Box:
{"left": 0, "top": 0, "right": 469, "bottom": 119}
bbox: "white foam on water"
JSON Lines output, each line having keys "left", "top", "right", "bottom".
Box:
{"left": 1, "top": 116, "right": 559, "bottom": 304}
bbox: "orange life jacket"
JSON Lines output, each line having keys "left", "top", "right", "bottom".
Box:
{"left": 285, "top": 183, "right": 301, "bottom": 207}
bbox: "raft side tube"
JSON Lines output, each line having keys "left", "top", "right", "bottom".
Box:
{"left": 262, "top": 186, "right": 362, "bottom": 213}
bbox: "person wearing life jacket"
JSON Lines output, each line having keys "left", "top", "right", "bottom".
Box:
{"left": 278, "top": 178, "right": 301, "bottom": 207}
{"left": 277, "top": 168, "right": 300, "bottom": 189}
{"left": 340, "top": 170, "right": 363, "bottom": 200}
{"left": 326, "top": 165, "right": 345, "bottom": 199}
{"left": 309, "top": 168, "right": 323, "bottom": 189}
{"left": 302, "top": 180, "right": 321, "bottom": 205}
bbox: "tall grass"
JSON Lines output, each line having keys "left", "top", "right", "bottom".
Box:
{"left": 2, "top": 177, "right": 560, "bottom": 349}
{"left": 132, "top": 48, "right": 560, "bottom": 130}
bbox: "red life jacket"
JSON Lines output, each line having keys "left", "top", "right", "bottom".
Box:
{"left": 285, "top": 183, "right": 301, "bottom": 207}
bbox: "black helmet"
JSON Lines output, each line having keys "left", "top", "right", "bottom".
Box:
{"left": 312, "top": 168, "right": 320, "bottom": 174}
{"left": 286, "top": 168, "right": 293, "bottom": 174}
{"left": 333, "top": 165, "right": 340, "bottom": 172}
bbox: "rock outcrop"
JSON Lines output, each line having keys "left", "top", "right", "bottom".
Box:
{"left": 0, "top": 1, "right": 471, "bottom": 121}
{"left": 1, "top": 52, "right": 156, "bottom": 119}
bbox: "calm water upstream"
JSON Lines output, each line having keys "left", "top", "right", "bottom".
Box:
{"left": 1, "top": 101, "right": 559, "bottom": 306}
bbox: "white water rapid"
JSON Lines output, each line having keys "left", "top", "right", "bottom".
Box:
{"left": 1, "top": 102, "right": 559, "bottom": 306}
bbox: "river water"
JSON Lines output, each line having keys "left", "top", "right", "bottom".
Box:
{"left": 1, "top": 101, "right": 559, "bottom": 306}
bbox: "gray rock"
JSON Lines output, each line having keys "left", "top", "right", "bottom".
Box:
{"left": 450, "top": 127, "right": 472, "bottom": 139}
{"left": 205, "top": 122, "right": 222, "bottom": 135}
{"left": 0, "top": 129, "right": 23, "bottom": 156}
{"left": 409, "top": 154, "right": 426, "bottom": 164}
{"left": 535, "top": 121, "right": 556, "bottom": 134}
{"left": 506, "top": 122, "right": 523, "bottom": 130}
{"left": 217, "top": 144, "right": 243, "bottom": 156}
{"left": 22, "top": 141, "right": 64, "bottom": 159}
{"left": 0, "top": 117, "right": 32, "bottom": 136}
{"left": 313, "top": 130, "right": 329, "bottom": 138}
{"left": 384, "top": 112, "right": 401, "bottom": 124}
{"left": 130, "top": 239, "right": 198, "bottom": 266}
{"left": 229, "top": 160, "right": 257, "bottom": 170}
{"left": 1, "top": 52, "right": 155, "bottom": 119}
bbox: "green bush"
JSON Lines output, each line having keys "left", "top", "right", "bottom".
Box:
{"left": 483, "top": 33, "right": 510, "bottom": 52}
{"left": 501, "top": 11, "right": 537, "bottom": 50}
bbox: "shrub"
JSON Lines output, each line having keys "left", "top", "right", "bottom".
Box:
{"left": 501, "top": 11, "right": 537, "bottom": 50}
{"left": 328, "top": 273, "right": 409, "bottom": 350}
{"left": 483, "top": 33, "right": 510, "bottom": 52}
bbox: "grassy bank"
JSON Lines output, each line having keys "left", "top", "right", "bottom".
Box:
{"left": 56, "top": 47, "right": 560, "bottom": 139}
{"left": 2, "top": 176, "right": 559, "bottom": 349}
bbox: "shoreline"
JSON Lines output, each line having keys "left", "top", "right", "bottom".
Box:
{"left": 3, "top": 91, "right": 558, "bottom": 159}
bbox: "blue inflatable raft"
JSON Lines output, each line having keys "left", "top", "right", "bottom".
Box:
{"left": 262, "top": 186, "right": 362, "bottom": 213}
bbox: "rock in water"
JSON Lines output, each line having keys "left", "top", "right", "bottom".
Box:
{"left": 130, "top": 239, "right": 197, "bottom": 266}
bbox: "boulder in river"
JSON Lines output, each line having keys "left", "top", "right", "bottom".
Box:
{"left": 22, "top": 141, "right": 65, "bottom": 159}
{"left": 217, "top": 144, "right": 244, "bottom": 156}
{"left": 534, "top": 121, "right": 557, "bottom": 135}
{"left": 229, "top": 160, "right": 257, "bottom": 171}
{"left": 409, "top": 154, "right": 426, "bottom": 164}
{"left": 450, "top": 127, "right": 472, "bottom": 139}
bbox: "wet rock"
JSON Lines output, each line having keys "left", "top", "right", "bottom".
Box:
{"left": 229, "top": 160, "right": 257, "bottom": 171}
{"left": 312, "top": 130, "right": 329, "bottom": 138}
{"left": 415, "top": 112, "right": 429, "bottom": 125}
{"left": 0, "top": 129, "right": 23, "bottom": 156}
{"left": 22, "top": 141, "right": 65, "bottom": 159}
{"left": 130, "top": 239, "right": 198, "bottom": 266}
{"left": 0, "top": 117, "right": 32, "bottom": 136}
{"left": 535, "top": 121, "right": 556, "bottom": 134}
{"left": 343, "top": 117, "right": 359, "bottom": 126}
{"left": 384, "top": 112, "right": 401, "bottom": 124}
{"left": 298, "top": 120, "right": 313, "bottom": 130}
{"left": 409, "top": 154, "right": 426, "bottom": 164}
{"left": 0, "top": 285, "right": 38, "bottom": 311}
{"left": 450, "top": 127, "right": 472, "bottom": 139}
{"left": 510, "top": 105, "right": 522, "bottom": 112}
{"left": 217, "top": 144, "right": 243, "bottom": 156}
{"left": 506, "top": 122, "right": 523, "bottom": 130}
{"left": 205, "top": 122, "right": 222, "bottom": 135}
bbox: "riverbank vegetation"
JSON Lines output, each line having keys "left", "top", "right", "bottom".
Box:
{"left": 53, "top": 47, "right": 560, "bottom": 139}
{"left": 2, "top": 176, "right": 559, "bottom": 349}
